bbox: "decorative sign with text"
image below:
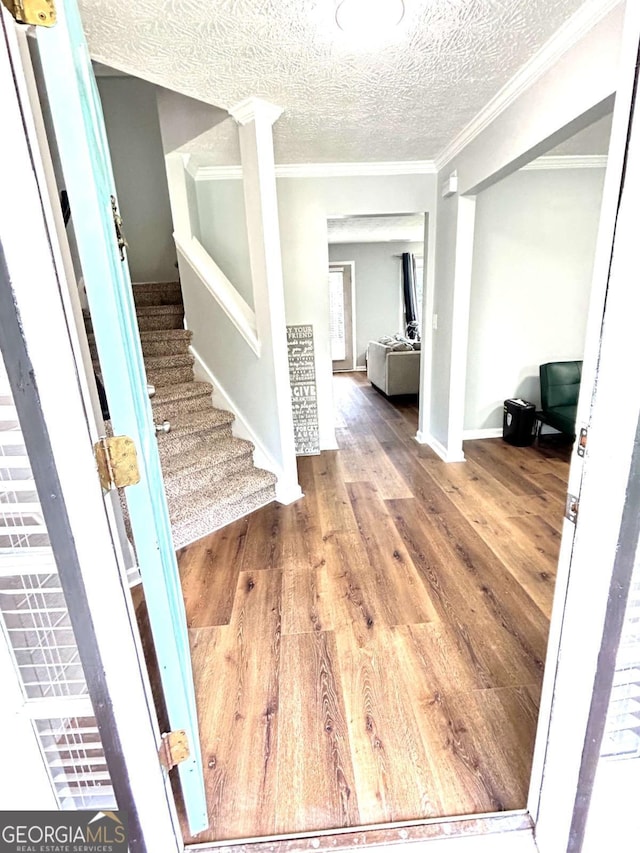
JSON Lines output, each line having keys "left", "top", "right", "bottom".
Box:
{"left": 287, "top": 325, "right": 320, "bottom": 456}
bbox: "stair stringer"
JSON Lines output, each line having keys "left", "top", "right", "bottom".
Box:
{"left": 189, "top": 344, "right": 302, "bottom": 506}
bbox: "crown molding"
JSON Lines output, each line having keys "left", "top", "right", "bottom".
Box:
{"left": 194, "top": 165, "right": 243, "bottom": 181}
{"left": 434, "top": 0, "right": 623, "bottom": 171}
{"left": 193, "top": 160, "right": 437, "bottom": 181}
{"left": 187, "top": 153, "right": 605, "bottom": 182}
{"left": 275, "top": 160, "right": 436, "bottom": 178}
{"left": 229, "top": 97, "right": 283, "bottom": 127}
{"left": 521, "top": 154, "right": 608, "bottom": 170}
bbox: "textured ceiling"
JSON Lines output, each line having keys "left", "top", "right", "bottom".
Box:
{"left": 328, "top": 213, "right": 425, "bottom": 243}
{"left": 81, "top": 0, "right": 590, "bottom": 164}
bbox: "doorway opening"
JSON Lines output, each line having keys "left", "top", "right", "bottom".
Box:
{"left": 6, "top": 3, "right": 640, "bottom": 848}
{"left": 39, "top": 89, "right": 613, "bottom": 847}
{"left": 27, "top": 24, "right": 618, "bottom": 847}
{"left": 327, "top": 213, "right": 426, "bottom": 377}
{"left": 328, "top": 262, "right": 355, "bottom": 372}
{"left": 164, "top": 112, "right": 615, "bottom": 845}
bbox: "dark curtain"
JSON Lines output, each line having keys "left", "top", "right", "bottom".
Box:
{"left": 402, "top": 252, "right": 419, "bottom": 339}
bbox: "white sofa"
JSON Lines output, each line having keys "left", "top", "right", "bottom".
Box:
{"left": 366, "top": 340, "right": 421, "bottom": 396}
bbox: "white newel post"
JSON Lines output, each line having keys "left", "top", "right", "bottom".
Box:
{"left": 229, "top": 97, "right": 302, "bottom": 505}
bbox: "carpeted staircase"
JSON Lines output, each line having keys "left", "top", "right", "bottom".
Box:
{"left": 88, "top": 281, "right": 277, "bottom": 550}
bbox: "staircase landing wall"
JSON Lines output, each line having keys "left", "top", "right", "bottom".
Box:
{"left": 176, "top": 244, "right": 283, "bottom": 470}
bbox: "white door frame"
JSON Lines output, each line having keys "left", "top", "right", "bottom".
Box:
{"left": 532, "top": 3, "right": 640, "bottom": 846}
{"left": 0, "top": 11, "right": 182, "bottom": 851}
{"left": 328, "top": 261, "right": 356, "bottom": 371}
{"left": 4, "top": 3, "right": 640, "bottom": 852}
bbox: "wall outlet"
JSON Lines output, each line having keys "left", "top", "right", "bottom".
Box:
{"left": 432, "top": 313, "right": 438, "bottom": 330}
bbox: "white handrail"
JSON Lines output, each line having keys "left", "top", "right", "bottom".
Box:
{"left": 173, "top": 233, "right": 260, "bottom": 356}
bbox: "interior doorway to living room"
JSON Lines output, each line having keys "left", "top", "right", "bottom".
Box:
{"left": 326, "top": 213, "right": 426, "bottom": 379}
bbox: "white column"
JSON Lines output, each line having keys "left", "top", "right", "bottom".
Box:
{"left": 229, "top": 97, "right": 302, "bottom": 505}
{"left": 447, "top": 194, "right": 477, "bottom": 461}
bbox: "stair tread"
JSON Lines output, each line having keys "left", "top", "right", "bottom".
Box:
{"left": 132, "top": 282, "right": 183, "bottom": 307}
{"left": 88, "top": 329, "right": 192, "bottom": 346}
{"left": 169, "top": 467, "right": 277, "bottom": 526}
{"left": 133, "top": 281, "right": 181, "bottom": 293}
{"left": 139, "top": 329, "right": 192, "bottom": 342}
{"left": 156, "top": 408, "right": 235, "bottom": 444}
{"left": 145, "top": 353, "right": 194, "bottom": 370}
{"left": 151, "top": 381, "right": 212, "bottom": 404}
{"left": 162, "top": 434, "right": 254, "bottom": 478}
{"left": 164, "top": 452, "right": 256, "bottom": 500}
{"left": 136, "top": 304, "right": 184, "bottom": 316}
{"left": 172, "top": 485, "right": 276, "bottom": 551}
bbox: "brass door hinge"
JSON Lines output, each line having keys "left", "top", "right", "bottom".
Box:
{"left": 94, "top": 435, "right": 140, "bottom": 491}
{"left": 1, "top": 0, "right": 56, "bottom": 26}
{"left": 159, "top": 730, "right": 190, "bottom": 771}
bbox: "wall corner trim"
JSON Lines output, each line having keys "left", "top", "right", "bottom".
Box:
{"left": 275, "top": 482, "right": 304, "bottom": 505}
{"left": 229, "top": 97, "right": 284, "bottom": 127}
{"left": 415, "top": 430, "right": 466, "bottom": 463}
{"left": 434, "top": 0, "right": 623, "bottom": 171}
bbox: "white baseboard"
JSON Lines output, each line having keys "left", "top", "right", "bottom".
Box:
{"left": 415, "top": 430, "right": 466, "bottom": 463}
{"left": 463, "top": 426, "right": 563, "bottom": 440}
{"left": 463, "top": 427, "right": 504, "bottom": 440}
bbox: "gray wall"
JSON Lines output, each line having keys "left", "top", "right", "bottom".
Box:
{"left": 465, "top": 167, "right": 607, "bottom": 431}
{"left": 328, "top": 241, "right": 422, "bottom": 367}
{"left": 97, "top": 77, "right": 177, "bottom": 282}
{"left": 195, "top": 180, "right": 254, "bottom": 308}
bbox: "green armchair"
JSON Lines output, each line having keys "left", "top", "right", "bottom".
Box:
{"left": 539, "top": 360, "right": 583, "bottom": 437}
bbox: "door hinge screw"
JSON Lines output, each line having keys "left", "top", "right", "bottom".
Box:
{"left": 565, "top": 493, "right": 579, "bottom": 524}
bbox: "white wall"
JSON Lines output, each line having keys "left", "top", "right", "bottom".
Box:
{"left": 329, "top": 240, "right": 422, "bottom": 367}
{"left": 195, "top": 179, "right": 254, "bottom": 308}
{"left": 465, "top": 166, "right": 606, "bottom": 431}
{"left": 97, "top": 77, "right": 177, "bottom": 282}
{"left": 427, "top": 4, "right": 624, "bottom": 455}
{"left": 178, "top": 251, "right": 281, "bottom": 463}
{"left": 277, "top": 174, "right": 436, "bottom": 450}
{"left": 192, "top": 173, "right": 436, "bottom": 450}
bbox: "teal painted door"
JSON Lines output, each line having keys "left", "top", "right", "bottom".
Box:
{"left": 34, "top": 0, "right": 208, "bottom": 834}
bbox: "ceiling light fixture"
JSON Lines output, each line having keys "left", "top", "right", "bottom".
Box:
{"left": 335, "top": 0, "right": 405, "bottom": 36}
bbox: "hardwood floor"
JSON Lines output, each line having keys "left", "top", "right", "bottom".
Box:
{"left": 173, "top": 372, "right": 571, "bottom": 843}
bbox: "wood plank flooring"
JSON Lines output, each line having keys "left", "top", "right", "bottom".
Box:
{"left": 166, "top": 372, "right": 571, "bottom": 843}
